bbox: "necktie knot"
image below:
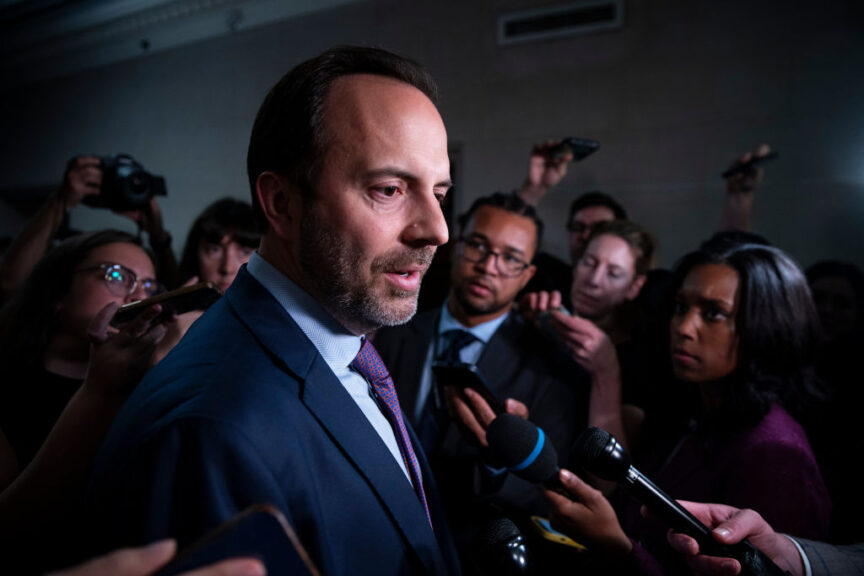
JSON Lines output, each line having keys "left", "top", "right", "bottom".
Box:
{"left": 437, "top": 329, "right": 478, "bottom": 364}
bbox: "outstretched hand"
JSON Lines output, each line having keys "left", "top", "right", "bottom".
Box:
{"left": 48, "top": 539, "right": 266, "bottom": 576}
{"left": 664, "top": 501, "right": 803, "bottom": 576}
{"left": 544, "top": 468, "right": 632, "bottom": 556}
{"left": 518, "top": 140, "right": 573, "bottom": 205}
{"left": 725, "top": 143, "right": 772, "bottom": 195}
{"left": 445, "top": 386, "right": 528, "bottom": 448}
{"left": 85, "top": 301, "right": 168, "bottom": 398}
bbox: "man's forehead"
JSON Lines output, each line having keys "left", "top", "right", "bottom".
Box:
{"left": 467, "top": 206, "right": 537, "bottom": 251}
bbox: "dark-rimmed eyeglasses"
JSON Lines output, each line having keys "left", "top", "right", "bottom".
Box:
{"left": 76, "top": 263, "right": 165, "bottom": 299}
{"left": 457, "top": 238, "right": 531, "bottom": 277}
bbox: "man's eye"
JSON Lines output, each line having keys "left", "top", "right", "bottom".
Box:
{"left": 376, "top": 185, "right": 401, "bottom": 197}
{"left": 503, "top": 254, "right": 521, "bottom": 264}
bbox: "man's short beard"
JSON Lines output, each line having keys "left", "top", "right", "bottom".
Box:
{"left": 452, "top": 279, "right": 508, "bottom": 318}
{"left": 299, "top": 205, "right": 432, "bottom": 333}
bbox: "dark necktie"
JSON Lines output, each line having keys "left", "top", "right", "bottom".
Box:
{"left": 351, "top": 338, "right": 432, "bottom": 527}
{"left": 417, "top": 329, "right": 480, "bottom": 451}
{"left": 437, "top": 329, "right": 478, "bottom": 364}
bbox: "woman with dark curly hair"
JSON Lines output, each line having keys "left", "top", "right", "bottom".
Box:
{"left": 542, "top": 242, "right": 831, "bottom": 576}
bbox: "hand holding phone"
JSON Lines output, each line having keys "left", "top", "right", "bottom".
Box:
{"left": 722, "top": 150, "right": 778, "bottom": 179}
{"left": 432, "top": 362, "right": 504, "bottom": 415}
{"left": 111, "top": 282, "right": 223, "bottom": 327}
{"left": 547, "top": 137, "right": 600, "bottom": 162}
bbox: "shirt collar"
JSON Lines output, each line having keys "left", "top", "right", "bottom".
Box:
{"left": 246, "top": 252, "right": 361, "bottom": 373}
{"left": 437, "top": 297, "right": 509, "bottom": 344}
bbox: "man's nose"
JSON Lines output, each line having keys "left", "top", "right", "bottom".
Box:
{"left": 404, "top": 190, "right": 449, "bottom": 248}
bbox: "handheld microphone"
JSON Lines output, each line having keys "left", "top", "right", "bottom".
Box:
{"left": 472, "top": 517, "right": 534, "bottom": 575}
{"left": 572, "top": 426, "right": 791, "bottom": 576}
{"left": 484, "top": 414, "right": 571, "bottom": 498}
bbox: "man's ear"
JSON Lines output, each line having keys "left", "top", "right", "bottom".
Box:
{"left": 256, "top": 171, "right": 299, "bottom": 238}
{"left": 626, "top": 274, "right": 647, "bottom": 301}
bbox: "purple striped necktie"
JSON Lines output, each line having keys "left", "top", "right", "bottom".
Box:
{"left": 351, "top": 338, "right": 432, "bottom": 527}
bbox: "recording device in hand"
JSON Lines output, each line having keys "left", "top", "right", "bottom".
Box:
{"left": 432, "top": 362, "right": 504, "bottom": 414}
{"left": 72, "top": 153, "right": 167, "bottom": 210}
{"left": 571, "top": 427, "right": 791, "bottom": 576}
{"left": 152, "top": 504, "right": 320, "bottom": 576}
{"left": 484, "top": 413, "right": 569, "bottom": 497}
{"left": 721, "top": 151, "right": 778, "bottom": 179}
{"left": 547, "top": 137, "right": 600, "bottom": 162}
{"left": 472, "top": 517, "right": 534, "bottom": 575}
{"left": 110, "top": 282, "right": 223, "bottom": 327}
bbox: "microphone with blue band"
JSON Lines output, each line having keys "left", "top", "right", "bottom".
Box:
{"left": 485, "top": 414, "right": 574, "bottom": 500}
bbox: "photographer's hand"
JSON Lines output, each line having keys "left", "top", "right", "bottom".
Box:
{"left": 0, "top": 156, "right": 102, "bottom": 299}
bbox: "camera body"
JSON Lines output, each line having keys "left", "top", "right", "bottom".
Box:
{"left": 81, "top": 153, "right": 167, "bottom": 210}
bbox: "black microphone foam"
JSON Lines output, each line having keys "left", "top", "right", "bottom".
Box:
{"left": 486, "top": 414, "right": 559, "bottom": 485}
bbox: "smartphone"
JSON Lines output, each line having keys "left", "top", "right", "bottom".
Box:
{"left": 721, "top": 151, "right": 778, "bottom": 178}
{"left": 529, "top": 515, "right": 587, "bottom": 551}
{"left": 110, "top": 281, "right": 223, "bottom": 327}
{"left": 153, "top": 504, "right": 320, "bottom": 576}
{"left": 547, "top": 137, "right": 600, "bottom": 162}
{"left": 431, "top": 362, "right": 504, "bottom": 414}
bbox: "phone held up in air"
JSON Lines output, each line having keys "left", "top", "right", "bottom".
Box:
{"left": 152, "top": 504, "right": 320, "bottom": 576}
{"left": 432, "top": 362, "right": 504, "bottom": 415}
{"left": 547, "top": 137, "right": 600, "bottom": 162}
{"left": 110, "top": 281, "right": 223, "bottom": 327}
{"left": 721, "top": 151, "right": 778, "bottom": 178}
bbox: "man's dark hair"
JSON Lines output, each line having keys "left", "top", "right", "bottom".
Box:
{"left": 246, "top": 45, "right": 439, "bottom": 230}
{"left": 456, "top": 192, "right": 544, "bottom": 261}
{"left": 567, "top": 191, "right": 627, "bottom": 226}
{"left": 177, "top": 197, "right": 260, "bottom": 287}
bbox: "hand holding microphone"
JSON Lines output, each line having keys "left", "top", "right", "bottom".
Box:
{"left": 485, "top": 415, "right": 632, "bottom": 555}
{"left": 571, "top": 427, "right": 792, "bottom": 576}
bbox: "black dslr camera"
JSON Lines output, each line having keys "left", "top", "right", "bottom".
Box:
{"left": 79, "top": 153, "right": 167, "bottom": 211}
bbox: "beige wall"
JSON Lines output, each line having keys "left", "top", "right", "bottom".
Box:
{"left": 2, "top": 0, "right": 862, "bottom": 271}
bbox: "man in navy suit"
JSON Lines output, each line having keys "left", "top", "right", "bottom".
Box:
{"left": 86, "top": 45, "right": 460, "bottom": 575}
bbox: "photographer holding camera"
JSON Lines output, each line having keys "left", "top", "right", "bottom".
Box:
{"left": 0, "top": 154, "right": 177, "bottom": 304}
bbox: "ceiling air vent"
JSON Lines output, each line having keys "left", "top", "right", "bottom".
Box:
{"left": 498, "top": 0, "right": 623, "bottom": 46}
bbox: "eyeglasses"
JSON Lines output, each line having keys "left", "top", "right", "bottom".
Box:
{"left": 457, "top": 238, "right": 531, "bottom": 277}
{"left": 76, "top": 263, "right": 165, "bottom": 299}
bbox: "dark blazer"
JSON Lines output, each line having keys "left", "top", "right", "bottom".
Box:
{"left": 373, "top": 308, "right": 589, "bottom": 534}
{"left": 86, "top": 267, "right": 460, "bottom": 576}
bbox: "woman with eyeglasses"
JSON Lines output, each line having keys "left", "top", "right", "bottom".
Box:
{"left": 0, "top": 229, "right": 166, "bottom": 478}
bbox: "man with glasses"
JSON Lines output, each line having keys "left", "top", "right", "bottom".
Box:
{"left": 374, "top": 191, "right": 589, "bottom": 573}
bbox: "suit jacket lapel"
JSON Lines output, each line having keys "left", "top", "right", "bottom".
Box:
{"left": 477, "top": 312, "right": 524, "bottom": 398}
{"left": 226, "top": 268, "right": 446, "bottom": 572}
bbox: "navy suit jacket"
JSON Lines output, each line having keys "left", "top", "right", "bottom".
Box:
{"left": 87, "top": 267, "right": 460, "bottom": 576}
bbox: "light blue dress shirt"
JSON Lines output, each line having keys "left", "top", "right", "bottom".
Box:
{"left": 246, "top": 253, "right": 410, "bottom": 481}
{"left": 412, "top": 299, "right": 509, "bottom": 421}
